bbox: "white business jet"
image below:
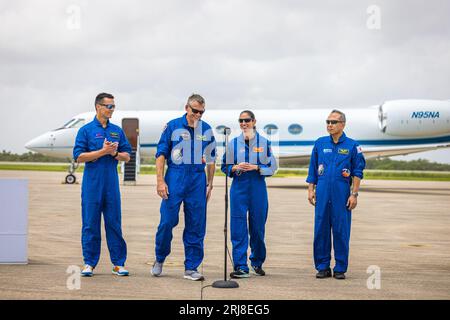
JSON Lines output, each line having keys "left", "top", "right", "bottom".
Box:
{"left": 25, "top": 99, "right": 450, "bottom": 184}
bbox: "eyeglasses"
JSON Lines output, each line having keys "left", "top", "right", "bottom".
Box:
{"left": 189, "top": 105, "right": 205, "bottom": 115}
{"left": 326, "top": 120, "right": 343, "bottom": 125}
{"left": 99, "top": 103, "right": 116, "bottom": 110}
{"left": 238, "top": 118, "right": 253, "bottom": 123}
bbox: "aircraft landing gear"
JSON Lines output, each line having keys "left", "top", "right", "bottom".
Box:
{"left": 65, "top": 174, "right": 76, "bottom": 184}
{"left": 65, "top": 160, "right": 79, "bottom": 184}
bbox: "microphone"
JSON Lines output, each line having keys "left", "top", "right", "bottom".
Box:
{"left": 222, "top": 127, "right": 231, "bottom": 135}
{"left": 212, "top": 124, "right": 239, "bottom": 289}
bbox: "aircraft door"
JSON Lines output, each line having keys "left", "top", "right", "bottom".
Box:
{"left": 122, "top": 118, "right": 139, "bottom": 184}
{"left": 122, "top": 118, "right": 139, "bottom": 150}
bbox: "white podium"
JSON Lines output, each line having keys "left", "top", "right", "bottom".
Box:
{"left": 0, "top": 179, "right": 28, "bottom": 264}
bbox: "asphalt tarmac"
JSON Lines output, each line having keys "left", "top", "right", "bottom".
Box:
{"left": 0, "top": 170, "right": 449, "bottom": 300}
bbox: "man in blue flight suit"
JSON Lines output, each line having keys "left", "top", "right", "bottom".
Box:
{"left": 221, "top": 110, "right": 278, "bottom": 278}
{"left": 73, "top": 92, "right": 132, "bottom": 277}
{"left": 151, "top": 94, "right": 216, "bottom": 281}
{"left": 306, "top": 109, "right": 366, "bottom": 280}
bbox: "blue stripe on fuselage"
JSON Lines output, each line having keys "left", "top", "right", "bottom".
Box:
{"left": 141, "top": 135, "right": 450, "bottom": 148}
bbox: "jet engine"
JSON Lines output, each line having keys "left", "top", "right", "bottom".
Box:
{"left": 378, "top": 100, "right": 450, "bottom": 137}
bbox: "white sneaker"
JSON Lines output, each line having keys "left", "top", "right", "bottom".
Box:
{"left": 184, "top": 270, "right": 204, "bottom": 281}
{"left": 112, "top": 265, "right": 129, "bottom": 276}
{"left": 151, "top": 261, "right": 163, "bottom": 277}
{"left": 81, "top": 265, "right": 94, "bottom": 277}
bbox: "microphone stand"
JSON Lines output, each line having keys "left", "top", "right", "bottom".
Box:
{"left": 212, "top": 128, "right": 239, "bottom": 289}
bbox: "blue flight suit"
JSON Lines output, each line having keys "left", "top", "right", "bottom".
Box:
{"left": 306, "top": 132, "right": 365, "bottom": 273}
{"left": 221, "top": 132, "right": 278, "bottom": 272}
{"left": 154, "top": 114, "right": 216, "bottom": 271}
{"left": 73, "top": 116, "right": 132, "bottom": 267}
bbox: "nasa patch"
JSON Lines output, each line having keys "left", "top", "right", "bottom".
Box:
{"left": 172, "top": 148, "right": 183, "bottom": 161}
{"left": 318, "top": 164, "right": 324, "bottom": 176}
{"left": 342, "top": 168, "right": 351, "bottom": 178}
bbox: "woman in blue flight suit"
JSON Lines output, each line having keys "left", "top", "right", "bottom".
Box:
{"left": 221, "top": 110, "right": 278, "bottom": 278}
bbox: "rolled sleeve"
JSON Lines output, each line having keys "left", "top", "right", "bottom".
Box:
{"left": 119, "top": 130, "right": 132, "bottom": 154}
{"left": 306, "top": 143, "right": 318, "bottom": 184}
{"left": 204, "top": 134, "right": 217, "bottom": 164}
{"left": 259, "top": 143, "right": 278, "bottom": 176}
{"left": 259, "top": 163, "right": 276, "bottom": 176}
{"left": 73, "top": 128, "right": 88, "bottom": 161}
{"left": 155, "top": 124, "right": 170, "bottom": 159}
{"left": 351, "top": 144, "right": 366, "bottom": 179}
{"left": 222, "top": 164, "right": 235, "bottom": 177}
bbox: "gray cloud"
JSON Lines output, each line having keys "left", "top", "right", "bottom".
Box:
{"left": 0, "top": 0, "right": 449, "bottom": 162}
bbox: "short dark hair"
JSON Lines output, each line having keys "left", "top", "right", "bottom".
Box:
{"left": 330, "top": 109, "right": 346, "bottom": 122}
{"left": 186, "top": 93, "right": 205, "bottom": 106}
{"left": 95, "top": 92, "right": 114, "bottom": 107}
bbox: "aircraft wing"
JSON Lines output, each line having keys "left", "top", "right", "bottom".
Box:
{"left": 277, "top": 153, "right": 311, "bottom": 166}
{"left": 358, "top": 143, "right": 450, "bottom": 159}
{"left": 275, "top": 142, "right": 450, "bottom": 166}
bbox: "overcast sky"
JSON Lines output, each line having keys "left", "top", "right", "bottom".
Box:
{"left": 1, "top": 0, "right": 449, "bottom": 163}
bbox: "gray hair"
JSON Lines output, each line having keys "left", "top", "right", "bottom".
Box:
{"left": 187, "top": 93, "right": 205, "bottom": 106}
{"left": 330, "top": 109, "right": 346, "bottom": 122}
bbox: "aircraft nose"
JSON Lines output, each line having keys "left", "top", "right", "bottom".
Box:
{"left": 25, "top": 132, "right": 55, "bottom": 152}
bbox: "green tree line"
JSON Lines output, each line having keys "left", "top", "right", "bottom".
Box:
{"left": 365, "top": 158, "right": 450, "bottom": 171}
{"left": 0, "top": 150, "right": 70, "bottom": 162}
{"left": 1, "top": 150, "right": 449, "bottom": 171}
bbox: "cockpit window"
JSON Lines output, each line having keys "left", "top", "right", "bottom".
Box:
{"left": 55, "top": 119, "right": 75, "bottom": 130}
{"left": 62, "top": 119, "right": 76, "bottom": 128}
{"left": 55, "top": 118, "right": 85, "bottom": 131}
{"left": 68, "top": 119, "right": 85, "bottom": 128}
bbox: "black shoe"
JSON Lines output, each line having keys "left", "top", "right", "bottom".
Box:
{"left": 251, "top": 266, "right": 266, "bottom": 276}
{"left": 333, "top": 272, "right": 346, "bottom": 280}
{"left": 230, "top": 269, "right": 250, "bottom": 279}
{"left": 316, "top": 268, "right": 332, "bottom": 279}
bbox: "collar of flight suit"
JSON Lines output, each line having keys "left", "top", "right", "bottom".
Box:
{"left": 237, "top": 131, "right": 260, "bottom": 148}
{"left": 329, "top": 131, "right": 347, "bottom": 145}
{"left": 182, "top": 113, "right": 203, "bottom": 129}
{"left": 93, "top": 115, "right": 110, "bottom": 128}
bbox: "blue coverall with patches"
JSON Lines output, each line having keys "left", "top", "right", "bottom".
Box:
{"left": 73, "top": 116, "right": 132, "bottom": 267}
{"left": 306, "top": 132, "right": 366, "bottom": 273}
{"left": 222, "top": 132, "right": 278, "bottom": 272}
{"left": 154, "top": 114, "right": 216, "bottom": 271}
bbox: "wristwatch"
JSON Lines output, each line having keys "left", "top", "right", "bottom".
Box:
{"left": 113, "top": 151, "right": 119, "bottom": 158}
{"left": 351, "top": 191, "right": 359, "bottom": 197}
